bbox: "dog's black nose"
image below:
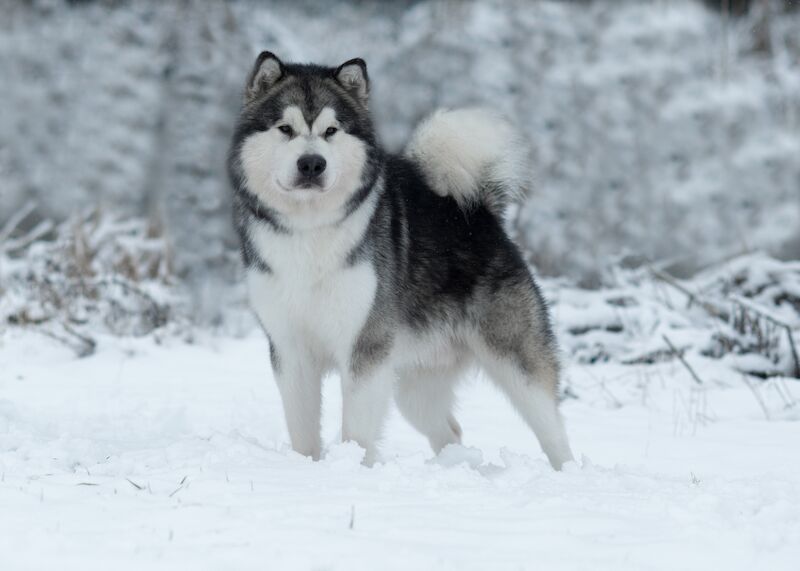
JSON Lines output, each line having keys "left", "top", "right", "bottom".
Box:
{"left": 297, "top": 154, "right": 326, "bottom": 178}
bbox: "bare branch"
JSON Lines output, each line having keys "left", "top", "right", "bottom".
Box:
{"left": 649, "top": 267, "right": 729, "bottom": 320}
{"left": 3, "top": 220, "right": 54, "bottom": 254}
{"left": 0, "top": 201, "right": 37, "bottom": 245}
{"left": 662, "top": 334, "right": 704, "bottom": 385}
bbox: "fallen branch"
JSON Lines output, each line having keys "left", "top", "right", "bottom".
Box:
{"left": 61, "top": 322, "right": 97, "bottom": 358}
{"left": 31, "top": 323, "right": 96, "bottom": 358}
{"left": 650, "top": 267, "right": 729, "bottom": 320}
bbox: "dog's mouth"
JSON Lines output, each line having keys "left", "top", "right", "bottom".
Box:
{"left": 296, "top": 180, "right": 324, "bottom": 190}
{"left": 276, "top": 176, "right": 337, "bottom": 195}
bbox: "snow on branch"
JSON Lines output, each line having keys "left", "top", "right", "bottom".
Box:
{"left": 554, "top": 253, "right": 800, "bottom": 382}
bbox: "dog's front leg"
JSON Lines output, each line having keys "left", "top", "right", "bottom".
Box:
{"left": 272, "top": 344, "right": 324, "bottom": 461}
{"left": 341, "top": 364, "right": 394, "bottom": 466}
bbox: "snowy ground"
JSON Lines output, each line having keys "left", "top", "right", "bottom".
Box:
{"left": 1, "top": 327, "right": 798, "bottom": 570}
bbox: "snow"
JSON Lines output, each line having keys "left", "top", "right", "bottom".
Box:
{"left": 2, "top": 241, "right": 798, "bottom": 568}
{"left": 1, "top": 328, "right": 798, "bottom": 570}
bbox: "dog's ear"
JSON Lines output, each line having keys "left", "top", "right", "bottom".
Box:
{"left": 245, "top": 51, "right": 284, "bottom": 101}
{"left": 335, "top": 58, "right": 369, "bottom": 106}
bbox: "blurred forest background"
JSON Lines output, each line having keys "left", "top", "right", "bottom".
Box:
{"left": 1, "top": 0, "right": 798, "bottom": 320}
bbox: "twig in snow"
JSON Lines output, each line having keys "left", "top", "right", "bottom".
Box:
{"left": 662, "top": 334, "right": 704, "bottom": 385}
{"left": 34, "top": 327, "right": 89, "bottom": 356}
{"left": 126, "top": 478, "right": 144, "bottom": 490}
{"left": 168, "top": 476, "right": 188, "bottom": 498}
{"left": 349, "top": 505, "right": 355, "bottom": 530}
{"left": 61, "top": 322, "right": 97, "bottom": 357}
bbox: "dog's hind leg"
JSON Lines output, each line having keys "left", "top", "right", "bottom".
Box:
{"left": 484, "top": 356, "right": 574, "bottom": 470}
{"left": 395, "top": 366, "right": 463, "bottom": 454}
{"left": 475, "top": 282, "right": 574, "bottom": 470}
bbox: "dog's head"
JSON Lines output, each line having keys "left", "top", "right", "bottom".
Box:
{"left": 228, "top": 52, "right": 380, "bottom": 229}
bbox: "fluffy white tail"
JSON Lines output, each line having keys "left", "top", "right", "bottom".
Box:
{"left": 405, "top": 108, "right": 530, "bottom": 216}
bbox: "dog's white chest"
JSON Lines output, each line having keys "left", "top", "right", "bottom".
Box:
{"left": 246, "top": 223, "right": 377, "bottom": 365}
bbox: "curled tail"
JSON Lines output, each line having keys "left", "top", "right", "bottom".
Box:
{"left": 405, "top": 108, "right": 530, "bottom": 217}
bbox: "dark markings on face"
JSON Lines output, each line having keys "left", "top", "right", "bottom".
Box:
{"left": 232, "top": 63, "right": 376, "bottom": 148}
{"left": 340, "top": 158, "right": 382, "bottom": 221}
{"left": 235, "top": 185, "right": 290, "bottom": 235}
{"left": 228, "top": 61, "right": 381, "bottom": 238}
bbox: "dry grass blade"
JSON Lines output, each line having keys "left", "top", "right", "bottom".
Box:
{"left": 741, "top": 375, "right": 771, "bottom": 420}
{"left": 169, "top": 476, "right": 189, "bottom": 498}
{"left": 126, "top": 478, "right": 144, "bottom": 490}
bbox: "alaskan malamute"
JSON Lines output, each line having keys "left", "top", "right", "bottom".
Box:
{"left": 227, "top": 52, "right": 574, "bottom": 469}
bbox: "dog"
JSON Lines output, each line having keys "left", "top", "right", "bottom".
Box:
{"left": 227, "top": 52, "right": 574, "bottom": 469}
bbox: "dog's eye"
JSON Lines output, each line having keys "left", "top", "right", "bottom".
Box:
{"left": 324, "top": 127, "right": 338, "bottom": 138}
{"left": 277, "top": 125, "right": 293, "bottom": 136}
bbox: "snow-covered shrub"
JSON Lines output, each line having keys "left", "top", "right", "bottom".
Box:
{"left": 551, "top": 253, "right": 800, "bottom": 380}
{"left": 0, "top": 206, "right": 183, "bottom": 355}
{"left": 694, "top": 255, "right": 800, "bottom": 377}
